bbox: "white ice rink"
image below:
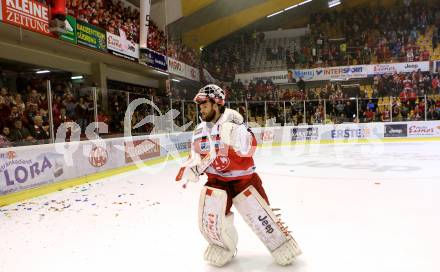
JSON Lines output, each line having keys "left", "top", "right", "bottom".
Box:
{"left": 1, "top": 142, "right": 439, "bottom": 272}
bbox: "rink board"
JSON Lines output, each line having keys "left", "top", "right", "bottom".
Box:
{"left": 1, "top": 121, "right": 439, "bottom": 206}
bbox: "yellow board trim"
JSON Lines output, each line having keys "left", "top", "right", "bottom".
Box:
{"left": 261, "top": 136, "right": 440, "bottom": 147}
{"left": 1, "top": 137, "right": 439, "bottom": 207}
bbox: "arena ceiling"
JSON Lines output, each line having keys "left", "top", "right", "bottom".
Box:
{"left": 126, "top": 0, "right": 398, "bottom": 49}
{"left": 169, "top": 0, "right": 395, "bottom": 50}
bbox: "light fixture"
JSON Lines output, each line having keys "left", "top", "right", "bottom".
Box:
{"left": 267, "top": 10, "right": 284, "bottom": 18}
{"left": 171, "top": 79, "right": 180, "bottom": 82}
{"left": 36, "top": 70, "right": 50, "bottom": 74}
{"left": 284, "top": 0, "right": 313, "bottom": 11}
{"left": 328, "top": 0, "right": 341, "bottom": 8}
{"left": 71, "top": 75, "right": 83, "bottom": 80}
{"left": 298, "top": 0, "right": 313, "bottom": 6}
{"left": 284, "top": 4, "right": 298, "bottom": 11}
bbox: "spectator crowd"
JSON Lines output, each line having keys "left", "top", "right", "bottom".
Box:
{"left": 0, "top": 71, "right": 98, "bottom": 147}
{"left": 65, "top": 0, "right": 196, "bottom": 59}
{"left": 294, "top": 0, "right": 438, "bottom": 68}
{"left": 227, "top": 69, "right": 440, "bottom": 125}
{"left": 3, "top": 1, "right": 440, "bottom": 148}
{"left": 202, "top": 1, "right": 440, "bottom": 81}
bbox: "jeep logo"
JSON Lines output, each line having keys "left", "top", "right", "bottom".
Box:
{"left": 405, "top": 64, "right": 418, "bottom": 69}
{"left": 258, "top": 215, "right": 274, "bottom": 233}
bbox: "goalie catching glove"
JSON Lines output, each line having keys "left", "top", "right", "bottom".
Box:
{"left": 175, "top": 129, "right": 217, "bottom": 187}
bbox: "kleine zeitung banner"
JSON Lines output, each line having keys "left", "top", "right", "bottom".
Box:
{"left": 1, "top": 0, "right": 51, "bottom": 35}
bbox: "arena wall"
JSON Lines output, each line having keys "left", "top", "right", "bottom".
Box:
{"left": 1, "top": 121, "right": 439, "bottom": 206}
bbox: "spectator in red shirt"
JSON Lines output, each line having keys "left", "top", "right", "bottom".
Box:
{"left": 432, "top": 75, "right": 439, "bottom": 93}
{"left": 399, "top": 89, "right": 409, "bottom": 104}
{"left": 421, "top": 47, "right": 430, "bottom": 61}
{"left": 364, "top": 108, "right": 375, "bottom": 122}
{"left": 409, "top": 87, "right": 417, "bottom": 99}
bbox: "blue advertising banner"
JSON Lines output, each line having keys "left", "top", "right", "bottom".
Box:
{"left": 139, "top": 48, "right": 167, "bottom": 71}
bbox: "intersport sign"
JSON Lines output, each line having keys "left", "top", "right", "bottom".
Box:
{"left": 291, "top": 65, "right": 367, "bottom": 81}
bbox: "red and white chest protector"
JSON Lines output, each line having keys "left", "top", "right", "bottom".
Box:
{"left": 192, "top": 121, "right": 257, "bottom": 182}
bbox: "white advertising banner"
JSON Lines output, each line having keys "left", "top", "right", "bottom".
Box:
{"left": 185, "top": 65, "right": 200, "bottom": 82}
{"left": 291, "top": 65, "right": 368, "bottom": 82}
{"left": 289, "top": 61, "right": 431, "bottom": 82}
{"left": 235, "top": 70, "right": 289, "bottom": 84}
{"left": 167, "top": 58, "right": 186, "bottom": 77}
{"left": 74, "top": 142, "right": 122, "bottom": 175}
{"left": 319, "top": 123, "right": 384, "bottom": 141}
{"left": 167, "top": 58, "right": 200, "bottom": 82}
{"left": 0, "top": 137, "right": 139, "bottom": 195}
{"left": 2, "top": 121, "right": 439, "bottom": 196}
{"left": 407, "top": 121, "right": 440, "bottom": 138}
{"left": 0, "top": 148, "right": 67, "bottom": 195}
{"left": 106, "top": 30, "right": 139, "bottom": 61}
{"left": 366, "top": 61, "right": 430, "bottom": 75}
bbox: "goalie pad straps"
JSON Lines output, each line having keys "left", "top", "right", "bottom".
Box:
{"left": 233, "top": 186, "right": 302, "bottom": 263}
{"left": 198, "top": 187, "right": 237, "bottom": 252}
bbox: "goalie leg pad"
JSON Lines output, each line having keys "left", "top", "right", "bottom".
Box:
{"left": 199, "top": 186, "right": 238, "bottom": 266}
{"left": 233, "top": 185, "right": 302, "bottom": 266}
{"left": 203, "top": 213, "right": 238, "bottom": 267}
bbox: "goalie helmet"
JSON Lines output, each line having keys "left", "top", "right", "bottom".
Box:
{"left": 193, "top": 84, "right": 225, "bottom": 106}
